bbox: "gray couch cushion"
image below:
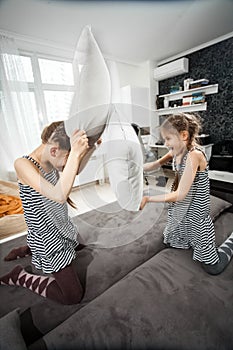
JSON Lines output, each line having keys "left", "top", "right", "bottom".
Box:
{"left": 43, "top": 247, "right": 233, "bottom": 350}
{"left": 0, "top": 309, "right": 27, "bottom": 350}
{"left": 1, "top": 196, "right": 231, "bottom": 346}
{"left": 210, "top": 194, "right": 232, "bottom": 222}
{"left": 0, "top": 201, "right": 167, "bottom": 337}
{"left": 214, "top": 211, "right": 233, "bottom": 246}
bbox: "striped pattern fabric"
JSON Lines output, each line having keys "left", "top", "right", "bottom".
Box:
{"left": 18, "top": 156, "right": 78, "bottom": 274}
{"left": 163, "top": 148, "right": 219, "bottom": 265}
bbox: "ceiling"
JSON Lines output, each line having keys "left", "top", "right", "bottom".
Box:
{"left": 0, "top": 0, "right": 233, "bottom": 64}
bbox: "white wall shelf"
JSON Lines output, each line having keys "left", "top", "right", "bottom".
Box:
{"left": 159, "top": 84, "right": 218, "bottom": 101}
{"left": 155, "top": 84, "right": 218, "bottom": 116}
{"left": 149, "top": 144, "right": 167, "bottom": 149}
{"left": 209, "top": 170, "right": 233, "bottom": 184}
{"left": 156, "top": 102, "right": 207, "bottom": 116}
{"left": 150, "top": 82, "right": 218, "bottom": 147}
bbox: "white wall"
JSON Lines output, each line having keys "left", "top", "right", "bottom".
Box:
{"left": 116, "top": 61, "right": 150, "bottom": 88}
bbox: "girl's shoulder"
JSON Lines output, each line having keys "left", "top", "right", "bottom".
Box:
{"left": 14, "top": 156, "right": 30, "bottom": 169}
{"left": 187, "top": 146, "right": 208, "bottom": 171}
{"left": 189, "top": 146, "right": 207, "bottom": 160}
{"left": 14, "top": 156, "right": 40, "bottom": 170}
{"left": 14, "top": 156, "right": 42, "bottom": 182}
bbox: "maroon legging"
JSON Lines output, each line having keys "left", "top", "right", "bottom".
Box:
{"left": 49, "top": 263, "right": 83, "bottom": 304}
{"left": 0, "top": 262, "right": 83, "bottom": 305}
{"left": 4, "top": 243, "right": 85, "bottom": 261}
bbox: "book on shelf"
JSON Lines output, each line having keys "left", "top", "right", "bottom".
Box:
{"left": 182, "top": 92, "right": 205, "bottom": 106}
{"left": 189, "top": 79, "right": 209, "bottom": 89}
{"left": 191, "top": 92, "right": 205, "bottom": 104}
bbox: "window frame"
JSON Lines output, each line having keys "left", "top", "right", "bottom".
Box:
{"left": 0, "top": 49, "right": 76, "bottom": 130}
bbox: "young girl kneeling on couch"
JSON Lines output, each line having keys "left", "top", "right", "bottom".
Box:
{"left": 1, "top": 121, "right": 89, "bottom": 304}
{"left": 140, "top": 113, "right": 233, "bottom": 275}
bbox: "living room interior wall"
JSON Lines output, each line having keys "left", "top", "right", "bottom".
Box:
{"left": 158, "top": 37, "right": 233, "bottom": 145}
{"left": 116, "top": 61, "right": 150, "bottom": 88}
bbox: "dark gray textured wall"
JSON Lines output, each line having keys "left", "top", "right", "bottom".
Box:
{"left": 159, "top": 37, "right": 233, "bottom": 144}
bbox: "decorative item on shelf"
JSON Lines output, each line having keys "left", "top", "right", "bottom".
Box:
{"left": 170, "top": 99, "right": 182, "bottom": 108}
{"left": 163, "top": 97, "right": 169, "bottom": 108}
{"left": 182, "top": 95, "right": 192, "bottom": 106}
{"left": 170, "top": 84, "right": 182, "bottom": 94}
{"left": 189, "top": 79, "right": 209, "bottom": 89}
{"left": 183, "top": 78, "right": 193, "bottom": 91}
{"left": 155, "top": 95, "right": 164, "bottom": 110}
{"left": 191, "top": 92, "right": 205, "bottom": 104}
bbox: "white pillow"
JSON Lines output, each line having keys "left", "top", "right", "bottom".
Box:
{"left": 65, "top": 25, "right": 111, "bottom": 149}
{"left": 103, "top": 104, "right": 144, "bottom": 211}
{"left": 65, "top": 26, "right": 143, "bottom": 211}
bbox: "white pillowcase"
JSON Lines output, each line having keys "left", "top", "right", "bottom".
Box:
{"left": 65, "top": 25, "right": 111, "bottom": 148}
{"left": 103, "top": 105, "right": 144, "bottom": 211}
{"left": 64, "top": 26, "right": 143, "bottom": 211}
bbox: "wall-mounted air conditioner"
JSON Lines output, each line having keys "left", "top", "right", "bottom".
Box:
{"left": 154, "top": 57, "right": 189, "bottom": 81}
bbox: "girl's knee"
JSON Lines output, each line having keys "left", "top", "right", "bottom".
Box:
{"left": 60, "top": 279, "right": 84, "bottom": 305}
{"left": 202, "top": 253, "right": 229, "bottom": 275}
{"left": 62, "top": 288, "right": 83, "bottom": 305}
{"left": 202, "top": 262, "right": 223, "bottom": 275}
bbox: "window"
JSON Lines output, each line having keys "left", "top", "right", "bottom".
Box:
{"left": 1, "top": 31, "right": 79, "bottom": 176}
{"left": 39, "top": 58, "right": 74, "bottom": 85}
{"left": 1, "top": 52, "right": 75, "bottom": 134}
{"left": 0, "top": 53, "right": 41, "bottom": 147}
{"left": 44, "top": 90, "right": 74, "bottom": 122}
{"left": 37, "top": 58, "right": 75, "bottom": 122}
{"left": 2, "top": 54, "right": 34, "bottom": 82}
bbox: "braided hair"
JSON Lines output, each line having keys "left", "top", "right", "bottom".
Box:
{"left": 161, "top": 113, "right": 202, "bottom": 191}
{"left": 161, "top": 113, "right": 202, "bottom": 150}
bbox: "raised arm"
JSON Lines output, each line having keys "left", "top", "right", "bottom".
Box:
{"left": 143, "top": 150, "right": 173, "bottom": 172}
{"left": 14, "top": 130, "right": 89, "bottom": 203}
{"left": 140, "top": 151, "right": 201, "bottom": 209}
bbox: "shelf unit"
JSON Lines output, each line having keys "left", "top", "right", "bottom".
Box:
{"left": 150, "top": 83, "right": 219, "bottom": 146}
{"left": 209, "top": 170, "right": 233, "bottom": 205}
{"left": 157, "top": 84, "right": 218, "bottom": 115}
{"left": 209, "top": 170, "right": 233, "bottom": 184}
{"left": 149, "top": 144, "right": 168, "bottom": 149}
{"left": 159, "top": 84, "right": 218, "bottom": 101}
{"left": 156, "top": 102, "right": 207, "bottom": 116}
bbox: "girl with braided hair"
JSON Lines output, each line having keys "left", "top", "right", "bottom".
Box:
{"left": 1, "top": 121, "right": 89, "bottom": 304}
{"left": 141, "top": 113, "right": 233, "bottom": 275}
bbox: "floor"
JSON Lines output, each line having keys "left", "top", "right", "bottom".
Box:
{"left": 0, "top": 182, "right": 117, "bottom": 244}
{"left": 68, "top": 182, "right": 117, "bottom": 217}
{"left": 0, "top": 171, "right": 174, "bottom": 244}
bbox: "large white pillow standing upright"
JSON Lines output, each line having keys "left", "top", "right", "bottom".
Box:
{"left": 64, "top": 25, "right": 111, "bottom": 172}
{"left": 103, "top": 104, "right": 144, "bottom": 211}
{"left": 65, "top": 25, "right": 143, "bottom": 211}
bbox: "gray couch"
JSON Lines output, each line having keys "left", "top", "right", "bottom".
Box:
{"left": 0, "top": 194, "right": 233, "bottom": 350}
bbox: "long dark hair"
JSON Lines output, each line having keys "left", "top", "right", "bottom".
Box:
{"left": 161, "top": 113, "right": 202, "bottom": 191}
{"left": 161, "top": 113, "right": 202, "bottom": 150}
{"left": 41, "top": 121, "right": 76, "bottom": 208}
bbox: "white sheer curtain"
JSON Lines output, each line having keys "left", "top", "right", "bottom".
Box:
{"left": 0, "top": 35, "right": 40, "bottom": 180}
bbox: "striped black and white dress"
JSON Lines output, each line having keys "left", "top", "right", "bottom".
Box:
{"left": 18, "top": 156, "right": 79, "bottom": 274}
{"left": 163, "top": 147, "right": 219, "bottom": 265}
